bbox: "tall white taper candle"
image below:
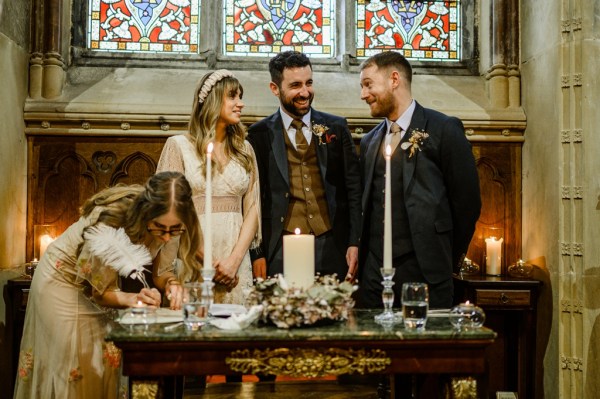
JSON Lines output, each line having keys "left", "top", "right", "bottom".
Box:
{"left": 383, "top": 144, "right": 393, "bottom": 272}
{"left": 204, "top": 142, "right": 213, "bottom": 272}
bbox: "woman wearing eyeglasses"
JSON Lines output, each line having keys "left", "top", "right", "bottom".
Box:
{"left": 14, "top": 171, "right": 201, "bottom": 399}
{"left": 156, "top": 70, "right": 261, "bottom": 305}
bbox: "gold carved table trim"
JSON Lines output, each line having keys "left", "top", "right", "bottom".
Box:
{"left": 226, "top": 347, "right": 391, "bottom": 377}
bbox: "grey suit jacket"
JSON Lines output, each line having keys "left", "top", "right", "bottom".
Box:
{"left": 360, "top": 102, "right": 481, "bottom": 283}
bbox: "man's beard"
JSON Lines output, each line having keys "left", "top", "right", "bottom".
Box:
{"left": 280, "top": 93, "right": 314, "bottom": 118}
{"left": 369, "top": 91, "right": 395, "bottom": 118}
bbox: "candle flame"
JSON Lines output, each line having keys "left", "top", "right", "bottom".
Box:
{"left": 294, "top": 228, "right": 301, "bottom": 235}
{"left": 465, "top": 300, "right": 470, "bottom": 305}
{"left": 207, "top": 142, "right": 214, "bottom": 154}
{"left": 385, "top": 144, "right": 392, "bottom": 157}
{"left": 136, "top": 300, "right": 144, "bottom": 307}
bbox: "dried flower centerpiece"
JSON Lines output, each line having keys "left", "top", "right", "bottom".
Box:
{"left": 246, "top": 274, "right": 357, "bottom": 329}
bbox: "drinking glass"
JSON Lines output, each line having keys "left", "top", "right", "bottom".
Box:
{"left": 121, "top": 306, "right": 157, "bottom": 332}
{"left": 183, "top": 282, "right": 208, "bottom": 331}
{"left": 401, "top": 282, "right": 429, "bottom": 330}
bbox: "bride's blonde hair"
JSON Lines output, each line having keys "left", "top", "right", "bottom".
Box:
{"left": 188, "top": 71, "right": 254, "bottom": 175}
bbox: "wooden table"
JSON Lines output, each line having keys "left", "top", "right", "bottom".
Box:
{"left": 108, "top": 309, "right": 496, "bottom": 399}
{"left": 4, "top": 276, "right": 32, "bottom": 395}
{"left": 454, "top": 274, "right": 542, "bottom": 399}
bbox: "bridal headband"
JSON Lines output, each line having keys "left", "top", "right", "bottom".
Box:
{"left": 198, "top": 69, "right": 235, "bottom": 104}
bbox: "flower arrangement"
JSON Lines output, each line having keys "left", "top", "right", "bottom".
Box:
{"left": 246, "top": 274, "right": 357, "bottom": 329}
{"left": 312, "top": 123, "right": 336, "bottom": 145}
{"left": 400, "top": 128, "right": 429, "bottom": 158}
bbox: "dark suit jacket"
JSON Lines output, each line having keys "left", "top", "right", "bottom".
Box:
{"left": 247, "top": 108, "right": 362, "bottom": 265}
{"left": 359, "top": 102, "right": 481, "bottom": 284}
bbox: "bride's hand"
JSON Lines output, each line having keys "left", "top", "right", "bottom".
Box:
{"left": 213, "top": 256, "right": 241, "bottom": 290}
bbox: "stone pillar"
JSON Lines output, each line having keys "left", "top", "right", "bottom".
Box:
{"left": 506, "top": 0, "right": 520, "bottom": 108}
{"left": 28, "top": 0, "right": 65, "bottom": 99}
{"left": 41, "top": 0, "right": 65, "bottom": 98}
{"left": 486, "top": 0, "right": 520, "bottom": 108}
{"left": 29, "top": 52, "right": 43, "bottom": 99}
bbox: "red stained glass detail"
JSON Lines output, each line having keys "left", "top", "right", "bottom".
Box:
{"left": 98, "top": 1, "right": 192, "bottom": 44}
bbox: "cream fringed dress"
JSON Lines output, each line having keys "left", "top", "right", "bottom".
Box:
{"left": 157, "top": 134, "right": 261, "bottom": 304}
{"left": 13, "top": 209, "right": 179, "bottom": 399}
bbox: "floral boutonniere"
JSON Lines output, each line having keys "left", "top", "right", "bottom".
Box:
{"left": 312, "top": 123, "right": 336, "bottom": 145}
{"left": 400, "top": 128, "right": 429, "bottom": 158}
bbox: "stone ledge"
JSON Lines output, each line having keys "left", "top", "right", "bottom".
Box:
{"left": 24, "top": 67, "right": 526, "bottom": 140}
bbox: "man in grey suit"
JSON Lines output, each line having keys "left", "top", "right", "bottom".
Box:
{"left": 358, "top": 51, "right": 481, "bottom": 309}
{"left": 248, "top": 51, "right": 362, "bottom": 282}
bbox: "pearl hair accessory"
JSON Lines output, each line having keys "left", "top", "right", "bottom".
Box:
{"left": 198, "top": 69, "right": 235, "bottom": 104}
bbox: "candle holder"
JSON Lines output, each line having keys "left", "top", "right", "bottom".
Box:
{"left": 507, "top": 259, "right": 534, "bottom": 278}
{"left": 374, "top": 268, "right": 401, "bottom": 324}
{"left": 24, "top": 259, "right": 39, "bottom": 278}
{"left": 201, "top": 268, "right": 216, "bottom": 312}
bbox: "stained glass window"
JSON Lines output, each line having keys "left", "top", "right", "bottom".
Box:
{"left": 356, "top": 0, "right": 461, "bottom": 61}
{"left": 88, "top": 0, "right": 200, "bottom": 53}
{"left": 223, "top": 0, "right": 335, "bottom": 58}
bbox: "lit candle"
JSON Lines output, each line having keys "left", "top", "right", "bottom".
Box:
{"left": 485, "top": 236, "right": 503, "bottom": 275}
{"left": 39, "top": 234, "right": 54, "bottom": 258}
{"left": 204, "top": 142, "right": 213, "bottom": 272}
{"left": 283, "top": 228, "right": 315, "bottom": 289}
{"left": 383, "top": 144, "right": 393, "bottom": 272}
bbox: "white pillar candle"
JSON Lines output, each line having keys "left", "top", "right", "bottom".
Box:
{"left": 204, "top": 142, "right": 213, "bottom": 272}
{"left": 283, "top": 228, "right": 315, "bottom": 289}
{"left": 383, "top": 144, "right": 393, "bottom": 272}
{"left": 485, "top": 236, "right": 503, "bottom": 275}
{"left": 39, "top": 234, "right": 54, "bottom": 258}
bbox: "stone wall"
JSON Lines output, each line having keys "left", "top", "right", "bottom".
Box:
{"left": 522, "top": 1, "right": 600, "bottom": 398}
{"left": 0, "top": 1, "right": 30, "bottom": 270}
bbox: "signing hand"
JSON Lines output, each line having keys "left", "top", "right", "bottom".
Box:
{"left": 135, "top": 287, "right": 162, "bottom": 308}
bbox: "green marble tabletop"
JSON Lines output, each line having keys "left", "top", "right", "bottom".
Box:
{"left": 107, "top": 309, "right": 496, "bottom": 343}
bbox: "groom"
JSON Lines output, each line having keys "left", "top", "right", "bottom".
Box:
{"left": 247, "top": 51, "right": 362, "bottom": 282}
{"left": 358, "top": 51, "right": 481, "bottom": 309}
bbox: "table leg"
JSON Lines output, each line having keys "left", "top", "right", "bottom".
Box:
{"left": 446, "top": 376, "right": 478, "bottom": 399}
{"left": 130, "top": 379, "right": 159, "bottom": 399}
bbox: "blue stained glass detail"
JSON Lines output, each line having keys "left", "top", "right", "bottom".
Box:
{"left": 391, "top": 1, "right": 425, "bottom": 34}
{"left": 132, "top": 0, "right": 163, "bottom": 26}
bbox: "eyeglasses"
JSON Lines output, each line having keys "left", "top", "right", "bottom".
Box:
{"left": 146, "top": 227, "right": 186, "bottom": 237}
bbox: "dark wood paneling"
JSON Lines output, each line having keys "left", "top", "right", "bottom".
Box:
{"left": 27, "top": 136, "right": 167, "bottom": 260}
{"left": 27, "top": 135, "right": 522, "bottom": 277}
{"left": 470, "top": 142, "right": 522, "bottom": 276}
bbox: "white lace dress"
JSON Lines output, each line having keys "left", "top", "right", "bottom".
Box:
{"left": 156, "top": 134, "right": 260, "bottom": 304}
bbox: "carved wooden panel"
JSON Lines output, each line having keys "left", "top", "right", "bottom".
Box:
{"left": 27, "top": 136, "right": 167, "bottom": 260}
{"left": 26, "top": 135, "right": 522, "bottom": 277}
{"left": 469, "top": 142, "right": 522, "bottom": 275}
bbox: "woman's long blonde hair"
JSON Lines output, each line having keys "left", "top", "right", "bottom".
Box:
{"left": 189, "top": 72, "right": 254, "bottom": 175}
{"left": 81, "top": 172, "right": 201, "bottom": 282}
